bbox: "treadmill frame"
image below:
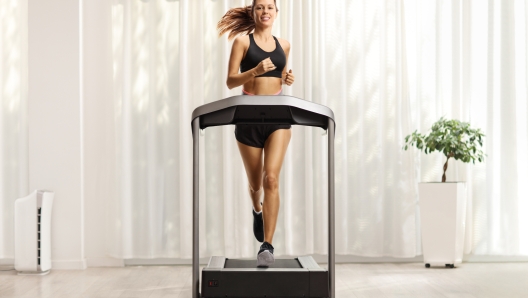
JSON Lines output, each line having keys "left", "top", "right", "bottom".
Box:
{"left": 191, "top": 95, "right": 335, "bottom": 298}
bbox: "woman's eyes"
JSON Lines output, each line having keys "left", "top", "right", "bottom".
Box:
{"left": 256, "top": 6, "right": 275, "bottom": 10}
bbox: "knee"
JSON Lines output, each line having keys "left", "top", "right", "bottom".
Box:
{"left": 263, "top": 173, "right": 279, "bottom": 192}
{"left": 248, "top": 183, "right": 262, "bottom": 194}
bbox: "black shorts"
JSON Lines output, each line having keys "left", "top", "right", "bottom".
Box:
{"left": 235, "top": 124, "right": 291, "bottom": 148}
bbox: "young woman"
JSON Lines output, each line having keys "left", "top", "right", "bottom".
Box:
{"left": 217, "top": 0, "right": 295, "bottom": 267}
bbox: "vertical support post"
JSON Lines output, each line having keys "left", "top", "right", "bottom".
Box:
{"left": 192, "top": 118, "right": 200, "bottom": 298}
{"left": 327, "top": 119, "right": 335, "bottom": 298}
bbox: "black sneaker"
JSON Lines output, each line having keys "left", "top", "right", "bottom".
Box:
{"left": 257, "top": 241, "right": 275, "bottom": 267}
{"left": 253, "top": 208, "right": 264, "bottom": 243}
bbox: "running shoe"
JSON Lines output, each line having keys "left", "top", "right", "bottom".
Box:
{"left": 257, "top": 241, "right": 275, "bottom": 267}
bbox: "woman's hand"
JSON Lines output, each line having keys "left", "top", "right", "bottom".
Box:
{"left": 283, "top": 69, "right": 295, "bottom": 86}
{"left": 254, "top": 57, "right": 276, "bottom": 76}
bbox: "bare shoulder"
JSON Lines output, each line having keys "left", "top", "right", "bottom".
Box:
{"left": 276, "top": 37, "right": 290, "bottom": 51}
{"left": 233, "top": 35, "right": 250, "bottom": 49}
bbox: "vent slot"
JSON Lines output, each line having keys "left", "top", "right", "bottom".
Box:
{"left": 38, "top": 207, "right": 41, "bottom": 265}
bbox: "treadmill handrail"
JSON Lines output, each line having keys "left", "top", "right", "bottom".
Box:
{"left": 191, "top": 95, "right": 335, "bottom": 128}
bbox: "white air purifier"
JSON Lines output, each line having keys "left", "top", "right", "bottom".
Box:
{"left": 14, "top": 190, "right": 54, "bottom": 275}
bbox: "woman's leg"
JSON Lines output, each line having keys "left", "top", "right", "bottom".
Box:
{"left": 262, "top": 129, "right": 291, "bottom": 244}
{"left": 236, "top": 142, "right": 264, "bottom": 212}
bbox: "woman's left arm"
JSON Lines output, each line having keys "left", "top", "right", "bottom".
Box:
{"left": 280, "top": 39, "right": 295, "bottom": 86}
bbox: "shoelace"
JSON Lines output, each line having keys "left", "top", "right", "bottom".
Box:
{"left": 262, "top": 242, "right": 273, "bottom": 250}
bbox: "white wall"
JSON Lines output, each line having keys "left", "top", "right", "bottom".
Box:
{"left": 27, "top": 0, "right": 120, "bottom": 269}
{"left": 28, "top": 0, "right": 85, "bottom": 269}
{"left": 28, "top": 0, "right": 119, "bottom": 269}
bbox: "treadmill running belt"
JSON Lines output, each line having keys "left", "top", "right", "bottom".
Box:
{"left": 224, "top": 258, "right": 302, "bottom": 269}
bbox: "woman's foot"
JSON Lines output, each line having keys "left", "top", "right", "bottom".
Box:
{"left": 257, "top": 241, "right": 275, "bottom": 267}
{"left": 253, "top": 206, "right": 264, "bottom": 242}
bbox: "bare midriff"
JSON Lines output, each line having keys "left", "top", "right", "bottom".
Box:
{"left": 243, "top": 76, "right": 282, "bottom": 95}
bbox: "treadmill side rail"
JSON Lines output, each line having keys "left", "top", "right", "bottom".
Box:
{"left": 297, "top": 256, "right": 323, "bottom": 270}
{"left": 205, "top": 256, "right": 226, "bottom": 270}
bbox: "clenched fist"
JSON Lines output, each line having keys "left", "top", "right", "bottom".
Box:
{"left": 283, "top": 69, "right": 295, "bottom": 86}
{"left": 254, "top": 57, "right": 276, "bottom": 76}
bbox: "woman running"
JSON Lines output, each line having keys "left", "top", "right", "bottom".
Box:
{"left": 217, "top": 0, "right": 295, "bottom": 267}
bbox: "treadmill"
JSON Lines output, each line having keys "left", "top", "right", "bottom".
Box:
{"left": 191, "top": 95, "right": 335, "bottom": 298}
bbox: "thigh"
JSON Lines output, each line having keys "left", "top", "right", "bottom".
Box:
{"left": 237, "top": 141, "right": 264, "bottom": 189}
{"left": 263, "top": 129, "right": 291, "bottom": 174}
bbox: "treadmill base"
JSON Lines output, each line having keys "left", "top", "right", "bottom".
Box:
{"left": 201, "top": 256, "right": 328, "bottom": 298}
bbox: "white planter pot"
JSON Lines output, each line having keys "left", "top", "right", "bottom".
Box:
{"left": 419, "top": 182, "right": 467, "bottom": 268}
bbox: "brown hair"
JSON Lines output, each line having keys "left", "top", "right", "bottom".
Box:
{"left": 217, "top": 0, "right": 278, "bottom": 40}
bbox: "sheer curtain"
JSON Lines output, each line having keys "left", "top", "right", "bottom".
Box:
{"left": 0, "top": 0, "right": 28, "bottom": 259}
{"left": 404, "top": 0, "right": 528, "bottom": 255}
{"left": 108, "top": 0, "right": 528, "bottom": 260}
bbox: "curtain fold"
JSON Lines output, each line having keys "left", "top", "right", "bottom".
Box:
{"left": 0, "top": 0, "right": 28, "bottom": 259}
{"left": 107, "top": 0, "right": 528, "bottom": 259}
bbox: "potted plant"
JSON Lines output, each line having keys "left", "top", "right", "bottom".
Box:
{"left": 403, "top": 117, "right": 485, "bottom": 268}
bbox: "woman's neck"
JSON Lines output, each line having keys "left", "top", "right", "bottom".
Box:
{"left": 253, "top": 28, "right": 274, "bottom": 41}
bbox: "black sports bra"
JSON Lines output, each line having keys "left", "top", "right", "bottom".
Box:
{"left": 240, "top": 34, "right": 286, "bottom": 78}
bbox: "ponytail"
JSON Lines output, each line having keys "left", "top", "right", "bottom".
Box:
{"left": 217, "top": 5, "right": 255, "bottom": 40}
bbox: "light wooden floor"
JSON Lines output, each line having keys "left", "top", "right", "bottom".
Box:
{"left": 1, "top": 262, "right": 527, "bottom": 298}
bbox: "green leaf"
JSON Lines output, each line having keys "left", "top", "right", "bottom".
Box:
{"left": 402, "top": 117, "right": 485, "bottom": 169}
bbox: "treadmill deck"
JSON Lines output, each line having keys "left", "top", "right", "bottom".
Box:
{"left": 224, "top": 258, "right": 302, "bottom": 269}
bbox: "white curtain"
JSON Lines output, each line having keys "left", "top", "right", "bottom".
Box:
{"left": 108, "top": 0, "right": 528, "bottom": 260}
{"left": 0, "top": 0, "right": 28, "bottom": 259}
{"left": 404, "top": 0, "right": 528, "bottom": 255}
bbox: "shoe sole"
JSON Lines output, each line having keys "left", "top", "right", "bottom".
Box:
{"left": 257, "top": 250, "right": 275, "bottom": 267}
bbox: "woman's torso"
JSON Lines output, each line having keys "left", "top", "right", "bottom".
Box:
{"left": 240, "top": 34, "right": 286, "bottom": 95}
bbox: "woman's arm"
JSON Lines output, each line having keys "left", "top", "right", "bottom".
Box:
{"left": 226, "top": 36, "right": 276, "bottom": 89}
{"left": 279, "top": 39, "right": 295, "bottom": 86}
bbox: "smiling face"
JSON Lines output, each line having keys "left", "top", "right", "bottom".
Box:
{"left": 252, "top": 0, "right": 278, "bottom": 28}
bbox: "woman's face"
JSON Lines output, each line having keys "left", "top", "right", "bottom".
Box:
{"left": 253, "top": 0, "right": 278, "bottom": 28}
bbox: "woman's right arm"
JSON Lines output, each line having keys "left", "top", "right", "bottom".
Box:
{"left": 226, "top": 36, "right": 276, "bottom": 89}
